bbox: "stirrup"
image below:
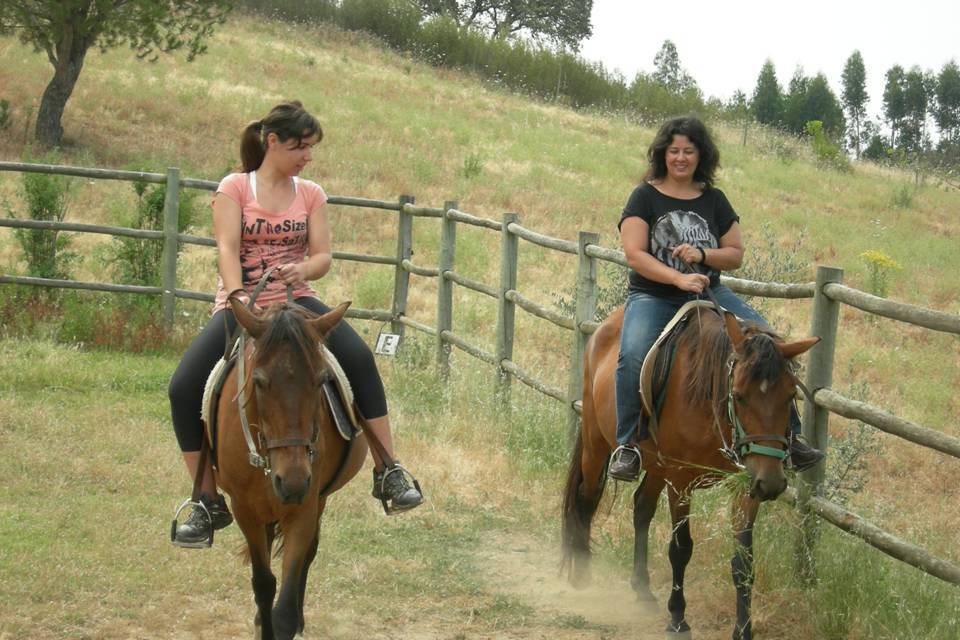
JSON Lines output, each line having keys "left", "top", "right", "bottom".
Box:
{"left": 170, "top": 498, "right": 214, "bottom": 549}
{"left": 377, "top": 463, "right": 423, "bottom": 516}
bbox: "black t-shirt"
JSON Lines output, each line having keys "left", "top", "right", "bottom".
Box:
{"left": 618, "top": 182, "right": 740, "bottom": 299}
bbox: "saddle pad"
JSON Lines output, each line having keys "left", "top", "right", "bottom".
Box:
{"left": 639, "top": 300, "right": 719, "bottom": 418}
{"left": 201, "top": 344, "right": 359, "bottom": 444}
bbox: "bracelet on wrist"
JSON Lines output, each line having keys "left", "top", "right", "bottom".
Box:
{"left": 698, "top": 247, "right": 707, "bottom": 264}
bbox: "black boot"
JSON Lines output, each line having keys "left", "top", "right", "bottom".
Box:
{"left": 608, "top": 445, "right": 642, "bottom": 481}
{"left": 789, "top": 437, "right": 825, "bottom": 472}
{"left": 372, "top": 464, "right": 423, "bottom": 514}
{"left": 174, "top": 493, "right": 233, "bottom": 546}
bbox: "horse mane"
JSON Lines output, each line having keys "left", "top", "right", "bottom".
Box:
{"left": 255, "top": 303, "right": 324, "bottom": 377}
{"left": 677, "top": 310, "right": 789, "bottom": 422}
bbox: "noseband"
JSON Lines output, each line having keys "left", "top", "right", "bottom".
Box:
{"left": 720, "top": 354, "right": 789, "bottom": 466}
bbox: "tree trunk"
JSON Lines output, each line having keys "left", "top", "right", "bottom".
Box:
{"left": 36, "top": 22, "right": 90, "bottom": 148}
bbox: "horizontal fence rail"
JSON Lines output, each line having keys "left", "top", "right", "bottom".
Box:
{"left": 782, "top": 488, "right": 960, "bottom": 586}
{"left": 813, "top": 388, "right": 960, "bottom": 459}
{"left": 824, "top": 282, "right": 960, "bottom": 334}
{"left": 2, "top": 161, "right": 959, "bottom": 589}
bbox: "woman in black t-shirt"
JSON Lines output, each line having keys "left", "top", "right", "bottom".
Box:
{"left": 607, "top": 116, "right": 823, "bottom": 481}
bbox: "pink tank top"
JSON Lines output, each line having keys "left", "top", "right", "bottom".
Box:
{"left": 211, "top": 172, "right": 328, "bottom": 313}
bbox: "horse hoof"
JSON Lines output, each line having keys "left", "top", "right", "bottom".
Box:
{"left": 569, "top": 565, "right": 592, "bottom": 589}
{"left": 665, "top": 620, "right": 692, "bottom": 638}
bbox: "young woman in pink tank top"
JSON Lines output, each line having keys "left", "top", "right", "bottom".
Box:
{"left": 169, "top": 101, "right": 423, "bottom": 546}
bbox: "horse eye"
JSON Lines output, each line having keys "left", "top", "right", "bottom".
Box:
{"left": 253, "top": 369, "right": 270, "bottom": 388}
{"left": 734, "top": 392, "right": 746, "bottom": 404}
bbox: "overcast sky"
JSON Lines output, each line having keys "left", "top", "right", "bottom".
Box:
{"left": 579, "top": 0, "right": 959, "bottom": 122}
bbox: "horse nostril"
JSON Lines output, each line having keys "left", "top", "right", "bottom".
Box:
{"left": 273, "top": 473, "right": 283, "bottom": 495}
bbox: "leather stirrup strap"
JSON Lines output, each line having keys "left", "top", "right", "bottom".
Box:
{"left": 356, "top": 412, "right": 397, "bottom": 469}
{"left": 190, "top": 435, "right": 211, "bottom": 503}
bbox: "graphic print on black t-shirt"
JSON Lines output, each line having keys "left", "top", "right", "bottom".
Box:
{"left": 650, "top": 210, "right": 716, "bottom": 277}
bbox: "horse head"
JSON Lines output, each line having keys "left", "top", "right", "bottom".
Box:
{"left": 230, "top": 296, "right": 350, "bottom": 504}
{"left": 723, "top": 312, "right": 819, "bottom": 501}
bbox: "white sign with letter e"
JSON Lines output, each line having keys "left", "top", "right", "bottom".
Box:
{"left": 375, "top": 331, "right": 401, "bottom": 356}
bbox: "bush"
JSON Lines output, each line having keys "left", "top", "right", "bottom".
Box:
{"left": 8, "top": 165, "right": 76, "bottom": 280}
{"left": 805, "top": 120, "right": 851, "bottom": 172}
{"left": 859, "top": 249, "right": 901, "bottom": 298}
{"left": 339, "top": 0, "right": 422, "bottom": 50}
{"left": 106, "top": 181, "right": 198, "bottom": 286}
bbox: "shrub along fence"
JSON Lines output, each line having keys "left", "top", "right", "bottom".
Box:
{"left": 2, "top": 161, "right": 959, "bottom": 587}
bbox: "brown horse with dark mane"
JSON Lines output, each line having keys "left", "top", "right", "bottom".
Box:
{"left": 562, "top": 305, "right": 818, "bottom": 640}
{"left": 216, "top": 296, "right": 367, "bottom": 640}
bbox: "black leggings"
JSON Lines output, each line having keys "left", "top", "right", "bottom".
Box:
{"left": 168, "top": 297, "right": 388, "bottom": 452}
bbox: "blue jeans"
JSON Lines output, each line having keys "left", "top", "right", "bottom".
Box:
{"left": 614, "top": 285, "right": 799, "bottom": 446}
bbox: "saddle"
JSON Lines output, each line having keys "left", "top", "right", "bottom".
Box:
{"left": 638, "top": 300, "right": 721, "bottom": 435}
{"left": 201, "top": 342, "right": 360, "bottom": 469}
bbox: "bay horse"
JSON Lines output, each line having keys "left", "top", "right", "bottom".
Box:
{"left": 562, "top": 305, "right": 818, "bottom": 640}
{"left": 215, "top": 295, "right": 368, "bottom": 640}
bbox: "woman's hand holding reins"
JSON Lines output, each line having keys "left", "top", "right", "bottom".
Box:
{"left": 671, "top": 243, "right": 706, "bottom": 265}
{"left": 673, "top": 272, "right": 710, "bottom": 293}
{"left": 275, "top": 262, "right": 308, "bottom": 285}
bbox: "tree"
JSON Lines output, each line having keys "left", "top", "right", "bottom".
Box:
{"left": 0, "top": 1, "right": 230, "bottom": 148}
{"left": 782, "top": 67, "right": 810, "bottom": 135}
{"left": 934, "top": 60, "right": 960, "bottom": 145}
{"left": 416, "top": 0, "right": 593, "bottom": 51}
{"left": 900, "top": 66, "right": 932, "bottom": 153}
{"left": 883, "top": 65, "right": 907, "bottom": 149}
{"left": 841, "top": 50, "right": 868, "bottom": 158}
{"left": 782, "top": 69, "right": 845, "bottom": 140}
{"left": 652, "top": 40, "right": 697, "bottom": 94}
{"left": 804, "top": 73, "right": 846, "bottom": 141}
{"left": 751, "top": 60, "right": 783, "bottom": 127}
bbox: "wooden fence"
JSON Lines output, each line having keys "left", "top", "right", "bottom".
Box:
{"left": 2, "top": 161, "right": 959, "bottom": 587}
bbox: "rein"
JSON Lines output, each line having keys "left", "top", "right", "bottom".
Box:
{"left": 694, "top": 274, "right": 793, "bottom": 467}
{"left": 230, "top": 269, "right": 323, "bottom": 475}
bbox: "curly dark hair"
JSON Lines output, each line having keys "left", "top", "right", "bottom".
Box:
{"left": 644, "top": 116, "right": 720, "bottom": 187}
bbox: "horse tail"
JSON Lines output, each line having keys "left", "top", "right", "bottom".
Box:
{"left": 560, "top": 423, "right": 607, "bottom": 588}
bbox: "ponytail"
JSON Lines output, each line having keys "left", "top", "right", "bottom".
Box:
{"left": 240, "top": 120, "right": 266, "bottom": 173}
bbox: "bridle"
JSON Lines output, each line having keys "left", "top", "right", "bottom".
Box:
{"left": 696, "top": 279, "right": 808, "bottom": 468}
{"left": 718, "top": 351, "right": 789, "bottom": 466}
{"left": 229, "top": 268, "right": 330, "bottom": 475}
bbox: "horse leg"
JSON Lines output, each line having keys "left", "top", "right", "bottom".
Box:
{"left": 632, "top": 473, "right": 665, "bottom": 604}
{"left": 561, "top": 416, "right": 610, "bottom": 588}
{"left": 665, "top": 489, "right": 693, "bottom": 636}
{"left": 295, "top": 497, "right": 326, "bottom": 635}
{"left": 730, "top": 495, "right": 760, "bottom": 640}
{"left": 236, "top": 515, "right": 277, "bottom": 640}
{"left": 272, "top": 506, "right": 319, "bottom": 640}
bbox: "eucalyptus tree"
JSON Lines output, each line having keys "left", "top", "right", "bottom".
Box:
{"left": 883, "top": 65, "right": 907, "bottom": 149}
{"left": 842, "top": 50, "right": 868, "bottom": 158}
{"left": 751, "top": 59, "right": 784, "bottom": 127}
{"left": 934, "top": 60, "right": 960, "bottom": 145}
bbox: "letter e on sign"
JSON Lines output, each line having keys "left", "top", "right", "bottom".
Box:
{"left": 375, "top": 331, "right": 400, "bottom": 356}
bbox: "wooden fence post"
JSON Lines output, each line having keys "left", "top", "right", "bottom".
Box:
{"left": 495, "top": 213, "right": 520, "bottom": 408}
{"left": 391, "top": 195, "right": 415, "bottom": 336}
{"left": 161, "top": 167, "right": 180, "bottom": 332}
{"left": 796, "top": 264, "right": 843, "bottom": 584}
{"left": 436, "top": 200, "right": 458, "bottom": 382}
{"left": 567, "top": 231, "right": 599, "bottom": 437}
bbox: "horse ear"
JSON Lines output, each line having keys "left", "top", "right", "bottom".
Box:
{"left": 309, "top": 301, "right": 351, "bottom": 337}
{"left": 229, "top": 295, "right": 267, "bottom": 338}
{"left": 723, "top": 311, "right": 746, "bottom": 353}
{"left": 777, "top": 336, "right": 820, "bottom": 360}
